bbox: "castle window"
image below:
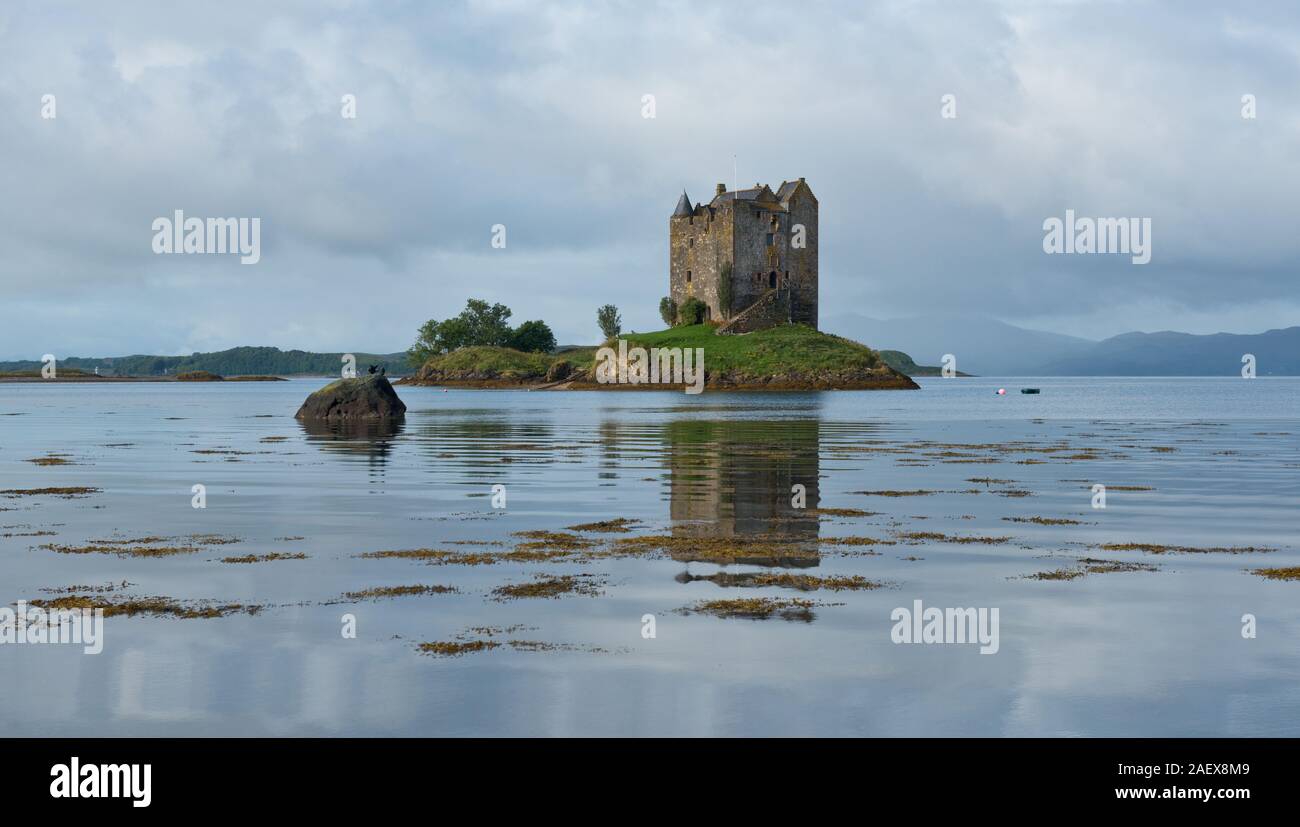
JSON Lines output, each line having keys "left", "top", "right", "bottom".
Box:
{"left": 769, "top": 272, "right": 777, "bottom": 288}
{"left": 765, "top": 233, "right": 774, "bottom": 246}
{"left": 686, "top": 271, "right": 692, "bottom": 283}
{"left": 689, "top": 238, "right": 694, "bottom": 248}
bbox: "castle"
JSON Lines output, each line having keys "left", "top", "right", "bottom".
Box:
{"left": 669, "top": 178, "right": 818, "bottom": 332}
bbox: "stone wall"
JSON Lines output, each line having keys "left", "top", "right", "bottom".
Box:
{"left": 731, "top": 202, "right": 782, "bottom": 317}
{"left": 784, "top": 187, "right": 818, "bottom": 328}
{"left": 717, "top": 289, "right": 790, "bottom": 335}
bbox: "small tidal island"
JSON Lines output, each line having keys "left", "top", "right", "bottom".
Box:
{"left": 403, "top": 323, "right": 917, "bottom": 392}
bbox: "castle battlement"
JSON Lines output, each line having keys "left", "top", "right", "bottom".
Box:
{"left": 669, "top": 178, "right": 818, "bottom": 330}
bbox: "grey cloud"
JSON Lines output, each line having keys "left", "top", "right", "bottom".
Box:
{"left": 1, "top": 0, "right": 1298, "bottom": 358}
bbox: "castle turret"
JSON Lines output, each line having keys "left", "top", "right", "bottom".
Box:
{"left": 672, "top": 190, "right": 693, "bottom": 217}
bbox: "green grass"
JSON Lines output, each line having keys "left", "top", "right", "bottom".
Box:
{"left": 555, "top": 345, "right": 598, "bottom": 369}
{"left": 617, "top": 323, "right": 882, "bottom": 379}
{"left": 413, "top": 324, "right": 908, "bottom": 387}
{"left": 419, "top": 346, "right": 556, "bottom": 379}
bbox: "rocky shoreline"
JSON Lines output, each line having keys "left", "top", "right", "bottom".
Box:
{"left": 400, "top": 364, "right": 918, "bottom": 391}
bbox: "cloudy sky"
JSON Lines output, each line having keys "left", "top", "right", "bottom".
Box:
{"left": 1, "top": 0, "right": 1297, "bottom": 359}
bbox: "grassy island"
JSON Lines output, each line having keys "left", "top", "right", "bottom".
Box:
{"left": 404, "top": 323, "right": 917, "bottom": 391}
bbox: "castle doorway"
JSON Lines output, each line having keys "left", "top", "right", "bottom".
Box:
{"left": 768, "top": 272, "right": 777, "bottom": 288}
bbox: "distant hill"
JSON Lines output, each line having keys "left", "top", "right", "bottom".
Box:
{"left": 0, "top": 346, "right": 412, "bottom": 377}
{"left": 823, "top": 313, "right": 1094, "bottom": 375}
{"left": 824, "top": 314, "right": 1300, "bottom": 376}
{"left": 1041, "top": 327, "right": 1300, "bottom": 375}
{"left": 878, "top": 350, "right": 970, "bottom": 376}
{"left": 11, "top": 324, "right": 1298, "bottom": 378}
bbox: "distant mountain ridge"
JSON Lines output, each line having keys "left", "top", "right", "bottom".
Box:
{"left": 823, "top": 313, "right": 1094, "bottom": 375}
{"left": 8, "top": 324, "right": 1299, "bottom": 378}
{"left": 0, "top": 346, "right": 411, "bottom": 377}
{"left": 824, "top": 314, "right": 1300, "bottom": 376}
{"left": 1040, "top": 327, "right": 1300, "bottom": 376}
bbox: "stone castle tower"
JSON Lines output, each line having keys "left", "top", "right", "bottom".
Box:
{"left": 669, "top": 178, "right": 818, "bottom": 332}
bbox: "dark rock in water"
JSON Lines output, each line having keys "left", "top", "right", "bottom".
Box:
{"left": 295, "top": 375, "right": 406, "bottom": 421}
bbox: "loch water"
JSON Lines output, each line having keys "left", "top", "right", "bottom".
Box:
{"left": 1, "top": 376, "right": 1297, "bottom": 736}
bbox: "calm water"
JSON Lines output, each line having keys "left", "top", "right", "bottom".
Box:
{"left": 1, "top": 377, "right": 1298, "bottom": 736}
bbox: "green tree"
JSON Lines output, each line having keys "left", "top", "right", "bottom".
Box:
{"left": 597, "top": 304, "right": 622, "bottom": 339}
{"left": 678, "top": 297, "right": 707, "bottom": 325}
{"left": 458, "top": 299, "right": 514, "bottom": 347}
{"left": 408, "top": 298, "right": 515, "bottom": 366}
{"left": 717, "top": 263, "right": 734, "bottom": 319}
{"left": 659, "top": 296, "right": 678, "bottom": 327}
{"left": 508, "top": 320, "right": 557, "bottom": 353}
{"left": 407, "top": 320, "right": 440, "bottom": 367}
{"left": 408, "top": 317, "right": 468, "bottom": 366}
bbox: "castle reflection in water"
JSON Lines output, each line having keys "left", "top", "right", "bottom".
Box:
{"left": 661, "top": 419, "right": 822, "bottom": 564}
